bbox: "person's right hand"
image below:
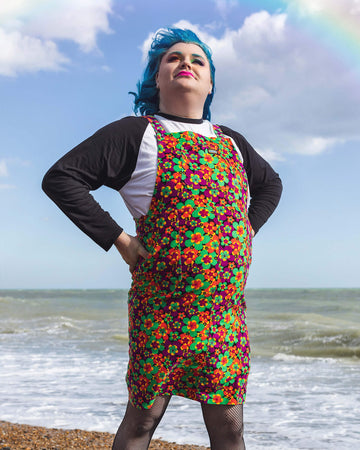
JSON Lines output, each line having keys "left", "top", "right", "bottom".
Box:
{"left": 114, "top": 232, "right": 150, "bottom": 273}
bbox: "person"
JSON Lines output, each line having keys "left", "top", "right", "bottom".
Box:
{"left": 42, "top": 27, "right": 282, "bottom": 450}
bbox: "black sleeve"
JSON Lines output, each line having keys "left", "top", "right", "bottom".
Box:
{"left": 42, "top": 116, "right": 149, "bottom": 251}
{"left": 220, "top": 125, "right": 283, "bottom": 233}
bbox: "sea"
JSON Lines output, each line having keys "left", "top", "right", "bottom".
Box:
{"left": 1, "top": 289, "right": 359, "bottom": 449}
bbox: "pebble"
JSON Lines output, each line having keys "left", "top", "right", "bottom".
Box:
{"left": 0, "top": 421, "right": 209, "bottom": 450}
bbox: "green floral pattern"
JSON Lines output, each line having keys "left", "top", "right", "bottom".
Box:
{"left": 127, "top": 116, "right": 252, "bottom": 409}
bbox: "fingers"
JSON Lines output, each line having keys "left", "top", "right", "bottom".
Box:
{"left": 114, "top": 232, "right": 150, "bottom": 273}
{"left": 137, "top": 245, "right": 150, "bottom": 260}
{"left": 129, "top": 261, "right": 136, "bottom": 274}
{"left": 129, "top": 242, "right": 150, "bottom": 273}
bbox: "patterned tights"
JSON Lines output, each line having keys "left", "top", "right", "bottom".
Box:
{"left": 201, "top": 403, "right": 245, "bottom": 450}
{"left": 112, "top": 396, "right": 170, "bottom": 450}
{"left": 112, "top": 396, "right": 245, "bottom": 450}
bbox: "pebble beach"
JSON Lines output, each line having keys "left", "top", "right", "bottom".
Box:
{"left": 0, "top": 421, "right": 209, "bottom": 450}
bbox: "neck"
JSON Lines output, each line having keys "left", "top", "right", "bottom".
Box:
{"left": 159, "top": 94, "right": 204, "bottom": 120}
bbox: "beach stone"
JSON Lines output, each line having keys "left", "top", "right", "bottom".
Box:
{"left": 0, "top": 421, "right": 209, "bottom": 450}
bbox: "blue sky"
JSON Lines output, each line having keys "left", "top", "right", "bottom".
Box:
{"left": 0, "top": 0, "right": 359, "bottom": 289}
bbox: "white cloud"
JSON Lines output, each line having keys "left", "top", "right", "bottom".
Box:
{"left": 141, "top": 31, "right": 156, "bottom": 62}
{"left": 0, "top": 158, "right": 30, "bottom": 190}
{"left": 21, "top": 0, "right": 113, "bottom": 53}
{"left": 0, "top": 184, "right": 15, "bottom": 190}
{"left": 256, "top": 148, "right": 285, "bottom": 162}
{"left": 0, "top": 28, "right": 68, "bottom": 76}
{"left": 171, "top": 15, "right": 360, "bottom": 158}
{"left": 0, "top": 159, "right": 14, "bottom": 189}
{"left": 290, "top": 137, "right": 340, "bottom": 155}
{"left": 0, "top": 0, "right": 112, "bottom": 76}
{"left": 0, "top": 159, "right": 9, "bottom": 177}
{"left": 213, "top": 0, "right": 237, "bottom": 18}
{"left": 285, "top": 0, "right": 360, "bottom": 17}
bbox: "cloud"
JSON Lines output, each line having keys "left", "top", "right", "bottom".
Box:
{"left": 140, "top": 31, "right": 156, "bottom": 62}
{"left": 0, "top": 158, "right": 30, "bottom": 190}
{"left": 0, "top": 159, "right": 9, "bottom": 177}
{"left": 285, "top": 0, "right": 360, "bottom": 17}
{"left": 213, "top": 0, "right": 238, "bottom": 18}
{"left": 0, "top": 159, "right": 15, "bottom": 189}
{"left": 173, "top": 15, "right": 360, "bottom": 158}
{"left": 0, "top": 0, "right": 112, "bottom": 77}
{"left": 0, "top": 184, "right": 15, "bottom": 190}
{"left": 0, "top": 28, "right": 69, "bottom": 76}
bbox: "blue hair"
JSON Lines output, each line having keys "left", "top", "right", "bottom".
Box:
{"left": 130, "top": 28, "right": 215, "bottom": 120}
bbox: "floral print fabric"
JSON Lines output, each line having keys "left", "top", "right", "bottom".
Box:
{"left": 127, "top": 116, "right": 252, "bottom": 409}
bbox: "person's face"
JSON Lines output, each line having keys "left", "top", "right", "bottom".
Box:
{"left": 156, "top": 42, "right": 213, "bottom": 106}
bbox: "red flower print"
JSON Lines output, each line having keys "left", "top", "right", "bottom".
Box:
{"left": 207, "top": 141, "right": 219, "bottom": 151}
{"left": 180, "top": 334, "right": 193, "bottom": 348}
{"left": 143, "top": 363, "right": 153, "bottom": 374}
{"left": 155, "top": 327, "right": 167, "bottom": 340}
{"left": 137, "top": 376, "right": 148, "bottom": 389}
{"left": 187, "top": 320, "right": 199, "bottom": 332}
{"left": 197, "top": 298, "right": 208, "bottom": 309}
{"left": 195, "top": 195, "right": 207, "bottom": 207}
{"left": 224, "top": 313, "right": 232, "bottom": 323}
{"left": 198, "top": 329, "right": 209, "bottom": 341}
{"left": 191, "top": 278, "right": 204, "bottom": 290}
{"left": 183, "top": 247, "right": 199, "bottom": 264}
{"left": 144, "top": 318, "right": 153, "bottom": 330}
{"left": 201, "top": 166, "right": 212, "bottom": 180}
{"left": 138, "top": 331, "right": 148, "bottom": 347}
{"left": 162, "top": 135, "right": 178, "bottom": 148}
{"left": 201, "top": 254, "right": 214, "bottom": 265}
{"left": 191, "top": 232, "right": 204, "bottom": 245}
{"left": 180, "top": 204, "right": 194, "bottom": 219}
{"left": 168, "top": 247, "right": 180, "bottom": 264}
{"left": 203, "top": 153, "right": 214, "bottom": 163}
{"left": 168, "top": 211, "right": 177, "bottom": 222}
{"left": 212, "top": 394, "right": 224, "bottom": 404}
{"left": 202, "top": 222, "right": 217, "bottom": 234}
{"left": 198, "top": 208, "right": 210, "bottom": 219}
{"left": 127, "top": 119, "right": 251, "bottom": 409}
{"left": 235, "top": 271, "right": 244, "bottom": 283}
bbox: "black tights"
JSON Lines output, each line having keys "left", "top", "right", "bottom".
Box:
{"left": 112, "top": 396, "right": 171, "bottom": 450}
{"left": 201, "top": 403, "right": 245, "bottom": 450}
{"left": 112, "top": 396, "right": 245, "bottom": 450}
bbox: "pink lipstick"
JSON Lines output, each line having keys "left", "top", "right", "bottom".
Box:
{"left": 176, "top": 71, "right": 194, "bottom": 78}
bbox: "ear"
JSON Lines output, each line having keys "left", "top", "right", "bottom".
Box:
{"left": 155, "top": 72, "right": 159, "bottom": 89}
{"left": 208, "top": 80, "right": 213, "bottom": 95}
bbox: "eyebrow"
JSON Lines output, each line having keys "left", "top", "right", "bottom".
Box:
{"left": 167, "top": 51, "right": 205, "bottom": 60}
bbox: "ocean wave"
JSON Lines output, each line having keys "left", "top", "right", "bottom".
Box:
{"left": 249, "top": 307, "right": 360, "bottom": 360}
{"left": 112, "top": 334, "right": 129, "bottom": 342}
{"left": 272, "top": 353, "right": 338, "bottom": 363}
{"left": 288, "top": 346, "right": 360, "bottom": 359}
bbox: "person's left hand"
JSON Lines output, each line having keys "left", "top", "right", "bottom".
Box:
{"left": 114, "top": 231, "right": 150, "bottom": 273}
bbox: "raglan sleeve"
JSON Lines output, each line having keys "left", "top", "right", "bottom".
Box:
{"left": 220, "top": 126, "right": 283, "bottom": 234}
{"left": 42, "top": 117, "right": 147, "bottom": 251}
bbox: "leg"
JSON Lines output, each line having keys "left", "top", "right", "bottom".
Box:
{"left": 112, "top": 395, "right": 171, "bottom": 450}
{"left": 201, "top": 403, "right": 245, "bottom": 450}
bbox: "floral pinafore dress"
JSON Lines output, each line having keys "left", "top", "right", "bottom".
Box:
{"left": 127, "top": 116, "right": 252, "bottom": 409}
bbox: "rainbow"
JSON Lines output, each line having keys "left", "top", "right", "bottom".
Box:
{"left": 289, "top": 0, "right": 360, "bottom": 71}
{"left": 235, "top": 0, "right": 360, "bottom": 72}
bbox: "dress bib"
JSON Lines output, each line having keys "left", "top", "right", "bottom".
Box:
{"left": 127, "top": 116, "right": 252, "bottom": 409}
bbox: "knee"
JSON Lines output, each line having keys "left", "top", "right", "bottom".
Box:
{"left": 129, "top": 415, "right": 159, "bottom": 437}
{"left": 221, "top": 419, "right": 244, "bottom": 440}
{"left": 207, "top": 415, "right": 244, "bottom": 448}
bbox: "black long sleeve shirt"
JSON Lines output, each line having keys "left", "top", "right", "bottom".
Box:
{"left": 43, "top": 115, "right": 282, "bottom": 251}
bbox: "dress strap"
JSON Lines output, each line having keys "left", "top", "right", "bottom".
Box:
{"left": 144, "top": 115, "right": 167, "bottom": 138}
{"left": 212, "top": 124, "right": 227, "bottom": 140}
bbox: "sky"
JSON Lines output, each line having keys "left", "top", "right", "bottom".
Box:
{"left": 0, "top": 0, "right": 359, "bottom": 289}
